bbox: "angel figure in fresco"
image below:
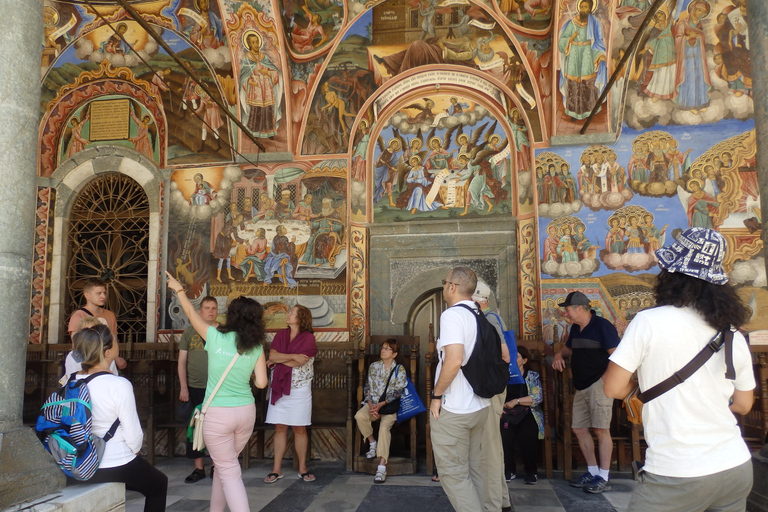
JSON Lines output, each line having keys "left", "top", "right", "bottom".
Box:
{"left": 639, "top": 10, "right": 677, "bottom": 101}
{"left": 424, "top": 133, "right": 456, "bottom": 171}
{"left": 67, "top": 111, "right": 90, "bottom": 159}
{"left": 399, "top": 155, "right": 443, "bottom": 214}
{"left": 674, "top": 0, "right": 712, "bottom": 113}
{"left": 186, "top": 0, "right": 223, "bottom": 49}
{"left": 291, "top": 3, "right": 328, "bottom": 53}
{"left": 678, "top": 178, "right": 720, "bottom": 229}
{"left": 624, "top": 215, "right": 644, "bottom": 254}
{"left": 404, "top": 98, "right": 437, "bottom": 125}
{"left": 642, "top": 213, "right": 667, "bottom": 253}
{"left": 190, "top": 173, "right": 216, "bottom": 205}
{"left": 456, "top": 151, "right": 494, "bottom": 215}
{"left": 373, "top": 136, "right": 402, "bottom": 206}
{"left": 130, "top": 104, "right": 154, "bottom": 159}
{"left": 557, "top": 0, "right": 607, "bottom": 120}
{"left": 240, "top": 31, "right": 282, "bottom": 138}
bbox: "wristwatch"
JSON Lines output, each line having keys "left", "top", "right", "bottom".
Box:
{"left": 431, "top": 392, "right": 442, "bottom": 400}
{"left": 516, "top": 398, "right": 520, "bottom": 405}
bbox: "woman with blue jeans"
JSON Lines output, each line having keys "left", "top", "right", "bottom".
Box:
{"left": 167, "top": 271, "right": 268, "bottom": 512}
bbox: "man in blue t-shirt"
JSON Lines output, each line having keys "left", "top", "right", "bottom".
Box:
{"left": 552, "top": 291, "right": 619, "bottom": 495}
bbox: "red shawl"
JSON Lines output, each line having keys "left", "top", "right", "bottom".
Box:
{"left": 269, "top": 328, "right": 317, "bottom": 405}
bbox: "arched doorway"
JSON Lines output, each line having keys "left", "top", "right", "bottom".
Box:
{"left": 65, "top": 173, "right": 150, "bottom": 342}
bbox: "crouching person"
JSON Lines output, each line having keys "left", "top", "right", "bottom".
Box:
{"left": 355, "top": 339, "right": 407, "bottom": 484}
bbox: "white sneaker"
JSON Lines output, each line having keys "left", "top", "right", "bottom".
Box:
{"left": 365, "top": 445, "right": 377, "bottom": 459}
{"left": 374, "top": 470, "right": 386, "bottom": 483}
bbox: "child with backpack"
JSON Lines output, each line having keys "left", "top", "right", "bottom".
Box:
{"left": 55, "top": 324, "right": 167, "bottom": 511}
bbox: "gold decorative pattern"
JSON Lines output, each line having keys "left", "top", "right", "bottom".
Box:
{"left": 518, "top": 217, "right": 539, "bottom": 337}
{"left": 349, "top": 226, "right": 367, "bottom": 350}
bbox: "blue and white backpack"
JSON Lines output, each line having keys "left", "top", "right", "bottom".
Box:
{"left": 35, "top": 372, "right": 120, "bottom": 480}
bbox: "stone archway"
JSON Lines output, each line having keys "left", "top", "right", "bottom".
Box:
{"left": 44, "top": 146, "right": 165, "bottom": 343}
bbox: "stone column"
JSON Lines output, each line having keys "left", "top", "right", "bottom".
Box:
{"left": 0, "top": 0, "right": 65, "bottom": 507}
{"left": 749, "top": 1, "right": 768, "bottom": 280}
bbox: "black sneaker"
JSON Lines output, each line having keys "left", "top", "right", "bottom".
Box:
{"left": 185, "top": 468, "right": 206, "bottom": 484}
{"left": 524, "top": 474, "right": 538, "bottom": 485}
{"left": 569, "top": 471, "right": 594, "bottom": 488}
{"left": 584, "top": 476, "right": 612, "bottom": 494}
{"left": 505, "top": 473, "right": 516, "bottom": 482}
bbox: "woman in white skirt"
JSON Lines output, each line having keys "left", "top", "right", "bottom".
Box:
{"left": 264, "top": 304, "right": 317, "bottom": 483}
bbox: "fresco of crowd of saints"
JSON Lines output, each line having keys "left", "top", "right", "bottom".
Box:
{"left": 540, "top": 216, "right": 599, "bottom": 278}
{"left": 618, "top": 0, "right": 753, "bottom": 130}
{"left": 601, "top": 205, "right": 667, "bottom": 272}
{"left": 676, "top": 129, "right": 758, "bottom": 233}
{"left": 370, "top": 97, "right": 522, "bottom": 222}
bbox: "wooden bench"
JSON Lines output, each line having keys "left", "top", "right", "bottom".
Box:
{"left": 351, "top": 335, "right": 420, "bottom": 476}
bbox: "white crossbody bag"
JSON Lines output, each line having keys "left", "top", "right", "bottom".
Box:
{"left": 190, "top": 353, "right": 240, "bottom": 451}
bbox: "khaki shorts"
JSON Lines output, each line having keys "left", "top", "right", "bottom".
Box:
{"left": 572, "top": 379, "right": 613, "bottom": 429}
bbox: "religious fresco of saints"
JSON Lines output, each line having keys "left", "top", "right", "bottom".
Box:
{"left": 574, "top": 145, "right": 633, "bottom": 211}
{"left": 599, "top": 205, "right": 663, "bottom": 272}
{"left": 676, "top": 129, "right": 758, "bottom": 240}
{"left": 535, "top": 151, "right": 581, "bottom": 218}
{"left": 371, "top": 96, "right": 513, "bottom": 222}
{"left": 627, "top": 130, "right": 691, "bottom": 197}
{"left": 239, "top": 30, "right": 283, "bottom": 140}
{"left": 556, "top": 0, "right": 607, "bottom": 122}
{"left": 620, "top": 0, "right": 753, "bottom": 130}
{"left": 541, "top": 216, "right": 599, "bottom": 279}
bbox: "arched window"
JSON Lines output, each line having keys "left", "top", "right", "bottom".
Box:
{"left": 65, "top": 173, "right": 150, "bottom": 342}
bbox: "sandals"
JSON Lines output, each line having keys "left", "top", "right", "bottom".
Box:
{"left": 298, "top": 472, "right": 316, "bottom": 482}
{"left": 431, "top": 475, "right": 440, "bottom": 483}
{"left": 374, "top": 470, "right": 386, "bottom": 483}
{"left": 264, "top": 473, "right": 284, "bottom": 484}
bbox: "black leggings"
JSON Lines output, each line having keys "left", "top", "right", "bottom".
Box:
{"left": 500, "top": 411, "right": 539, "bottom": 478}
{"left": 90, "top": 456, "right": 168, "bottom": 512}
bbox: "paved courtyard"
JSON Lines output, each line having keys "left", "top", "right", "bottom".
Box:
{"left": 126, "top": 458, "right": 638, "bottom": 512}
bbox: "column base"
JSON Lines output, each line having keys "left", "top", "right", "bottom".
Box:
{"left": 0, "top": 425, "right": 65, "bottom": 508}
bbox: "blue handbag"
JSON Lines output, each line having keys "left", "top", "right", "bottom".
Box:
{"left": 397, "top": 376, "right": 426, "bottom": 423}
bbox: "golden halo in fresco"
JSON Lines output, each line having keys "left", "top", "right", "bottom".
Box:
{"left": 242, "top": 30, "right": 262, "bottom": 52}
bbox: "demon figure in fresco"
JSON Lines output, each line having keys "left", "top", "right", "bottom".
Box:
{"left": 541, "top": 216, "right": 599, "bottom": 278}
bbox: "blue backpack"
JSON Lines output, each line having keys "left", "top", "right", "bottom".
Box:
{"left": 35, "top": 372, "right": 120, "bottom": 480}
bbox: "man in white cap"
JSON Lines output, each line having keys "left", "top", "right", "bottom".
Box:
{"left": 553, "top": 290, "right": 619, "bottom": 494}
{"left": 473, "top": 281, "right": 512, "bottom": 511}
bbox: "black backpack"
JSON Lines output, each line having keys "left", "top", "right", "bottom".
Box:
{"left": 454, "top": 303, "right": 509, "bottom": 399}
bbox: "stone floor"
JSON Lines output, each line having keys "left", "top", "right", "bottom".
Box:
{"left": 126, "top": 458, "right": 638, "bottom": 512}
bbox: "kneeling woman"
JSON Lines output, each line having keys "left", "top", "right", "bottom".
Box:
{"left": 75, "top": 325, "right": 168, "bottom": 512}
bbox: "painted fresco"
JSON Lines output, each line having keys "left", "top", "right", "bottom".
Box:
{"left": 613, "top": 0, "right": 753, "bottom": 130}
{"left": 495, "top": 0, "right": 553, "bottom": 31}
{"left": 40, "top": 10, "right": 232, "bottom": 170}
{"left": 279, "top": 0, "right": 344, "bottom": 58}
{"left": 554, "top": 0, "right": 611, "bottom": 133}
{"left": 371, "top": 94, "right": 514, "bottom": 222}
{"left": 166, "top": 162, "right": 348, "bottom": 329}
